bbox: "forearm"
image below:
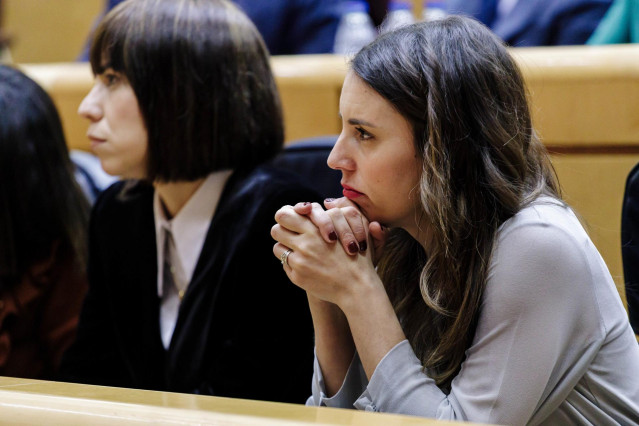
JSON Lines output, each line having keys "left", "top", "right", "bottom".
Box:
{"left": 308, "top": 294, "right": 355, "bottom": 396}
{"left": 340, "top": 282, "right": 406, "bottom": 381}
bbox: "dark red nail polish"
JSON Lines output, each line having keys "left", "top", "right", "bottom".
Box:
{"left": 348, "top": 241, "right": 358, "bottom": 254}
{"left": 329, "top": 231, "right": 338, "bottom": 241}
{"left": 359, "top": 241, "right": 367, "bottom": 251}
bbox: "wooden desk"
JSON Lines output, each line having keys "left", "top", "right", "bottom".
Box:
{"left": 0, "top": 376, "right": 480, "bottom": 425}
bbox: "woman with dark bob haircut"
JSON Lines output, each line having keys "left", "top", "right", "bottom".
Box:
{"left": 272, "top": 16, "right": 639, "bottom": 423}
{"left": 0, "top": 65, "right": 89, "bottom": 379}
{"left": 60, "top": 0, "right": 317, "bottom": 402}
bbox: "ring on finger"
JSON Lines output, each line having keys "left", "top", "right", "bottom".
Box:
{"left": 280, "top": 248, "right": 293, "bottom": 267}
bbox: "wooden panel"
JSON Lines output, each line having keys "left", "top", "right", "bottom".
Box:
{"left": 272, "top": 55, "right": 345, "bottom": 142}
{"left": 4, "top": 0, "right": 103, "bottom": 63}
{"left": 550, "top": 153, "right": 639, "bottom": 309}
{"left": 515, "top": 45, "right": 639, "bottom": 146}
{"left": 19, "top": 62, "right": 94, "bottom": 151}
{"left": 0, "top": 376, "right": 480, "bottom": 425}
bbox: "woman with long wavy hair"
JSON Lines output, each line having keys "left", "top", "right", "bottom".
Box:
{"left": 272, "top": 16, "right": 639, "bottom": 424}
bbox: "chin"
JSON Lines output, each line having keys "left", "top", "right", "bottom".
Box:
{"left": 99, "top": 163, "right": 116, "bottom": 177}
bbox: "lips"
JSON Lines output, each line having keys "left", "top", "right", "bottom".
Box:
{"left": 87, "top": 134, "right": 106, "bottom": 149}
{"left": 342, "top": 183, "right": 364, "bottom": 199}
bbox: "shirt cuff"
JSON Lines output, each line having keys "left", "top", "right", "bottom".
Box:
{"left": 309, "top": 349, "right": 368, "bottom": 409}
{"left": 360, "top": 339, "right": 444, "bottom": 416}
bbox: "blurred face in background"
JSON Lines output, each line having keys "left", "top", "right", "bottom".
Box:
{"left": 78, "top": 69, "right": 148, "bottom": 179}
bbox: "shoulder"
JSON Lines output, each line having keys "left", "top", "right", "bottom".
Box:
{"left": 223, "top": 165, "right": 322, "bottom": 210}
{"left": 488, "top": 198, "right": 601, "bottom": 304}
{"left": 94, "top": 180, "right": 152, "bottom": 209}
{"left": 480, "top": 197, "right": 627, "bottom": 349}
{"left": 91, "top": 180, "right": 154, "bottom": 226}
{"left": 497, "top": 198, "right": 589, "bottom": 251}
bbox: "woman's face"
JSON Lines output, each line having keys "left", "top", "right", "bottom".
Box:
{"left": 328, "top": 71, "right": 423, "bottom": 235}
{"left": 78, "top": 69, "right": 148, "bottom": 179}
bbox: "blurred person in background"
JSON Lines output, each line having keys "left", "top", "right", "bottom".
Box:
{"left": 587, "top": 0, "right": 639, "bottom": 44}
{"left": 81, "top": 0, "right": 346, "bottom": 57}
{"left": 0, "top": 65, "right": 89, "bottom": 379}
{"left": 446, "top": 0, "right": 613, "bottom": 46}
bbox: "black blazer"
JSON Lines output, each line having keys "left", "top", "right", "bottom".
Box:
{"left": 622, "top": 162, "right": 639, "bottom": 334}
{"left": 60, "top": 165, "right": 318, "bottom": 403}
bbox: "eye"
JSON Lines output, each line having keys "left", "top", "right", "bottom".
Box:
{"left": 100, "top": 70, "right": 121, "bottom": 87}
{"left": 355, "top": 126, "right": 373, "bottom": 141}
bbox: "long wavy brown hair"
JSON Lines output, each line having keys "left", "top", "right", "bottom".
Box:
{"left": 353, "top": 17, "right": 561, "bottom": 389}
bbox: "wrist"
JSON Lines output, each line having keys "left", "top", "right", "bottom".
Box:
{"left": 338, "top": 269, "right": 388, "bottom": 317}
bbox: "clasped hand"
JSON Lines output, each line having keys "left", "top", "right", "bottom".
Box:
{"left": 271, "top": 198, "right": 386, "bottom": 307}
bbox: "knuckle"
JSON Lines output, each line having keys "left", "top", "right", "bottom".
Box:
{"left": 335, "top": 198, "right": 354, "bottom": 208}
{"left": 343, "top": 207, "right": 360, "bottom": 219}
{"left": 342, "top": 231, "right": 355, "bottom": 242}
{"left": 274, "top": 208, "right": 292, "bottom": 223}
{"left": 326, "top": 208, "right": 343, "bottom": 220}
{"left": 315, "top": 215, "right": 332, "bottom": 228}
{"left": 297, "top": 241, "right": 311, "bottom": 254}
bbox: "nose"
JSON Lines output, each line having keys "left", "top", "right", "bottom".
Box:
{"left": 78, "top": 83, "right": 103, "bottom": 122}
{"left": 327, "top": 132, "right": 355, "bottom": 172}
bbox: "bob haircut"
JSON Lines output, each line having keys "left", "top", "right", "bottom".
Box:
{"left": 89, "top": 0, "right": 284, "bottom": 182}
{"left": 0, "top": 65, "right": 89, "bottom": 290}
{"left": 353, "top": 17, "right": 560, "bottom": 388}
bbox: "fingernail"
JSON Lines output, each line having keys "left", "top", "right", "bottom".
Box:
{"left": 303, "top": 202, "right": 310, "bottom": 206}
{"left": 348, "top": 241, "right": 359, "bottom": 254}
{"left": 324, "top": 198, "right": 335, "bottom": 203}
{"left": 329, "top": 231, "right": 338, "bottom": 241}
{"left": 359, "top": 240, "right": 367, "bottom": 251}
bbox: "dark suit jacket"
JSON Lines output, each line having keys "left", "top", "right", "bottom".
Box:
{"left": 621, "top": 162, "right": 639, "bottom": 334}
{"left": 447, "top": 0, "right": 612, "bottom": 46}
{"left": 60, "top": 165, "right": 318, "bottom": 403}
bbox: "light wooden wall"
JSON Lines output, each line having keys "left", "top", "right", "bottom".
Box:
{"left": 4, "top": 0, "right": 102, "bottom": 63}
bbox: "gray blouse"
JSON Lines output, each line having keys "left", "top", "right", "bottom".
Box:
{"left": 308, "top": 198, "right": 639, "bottom": 425}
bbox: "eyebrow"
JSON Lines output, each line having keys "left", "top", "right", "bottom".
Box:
{"left": 95, "top": 62, "right": 113, "bottom": 75}
{"left": 338, "top": 113, "right": 377, "bottom": 128}
{"left": 348, "top": 118, "right": 377, "bottom": 128}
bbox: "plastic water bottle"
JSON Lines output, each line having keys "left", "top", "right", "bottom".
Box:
{"left": 423, "top": 0, "right": 447, "bottom": 22}
{"left": 333, "top": 1, "right": 377, "bottom": 55}
{"left": 380, "top": 0, "right": 415, "bottom": 34}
